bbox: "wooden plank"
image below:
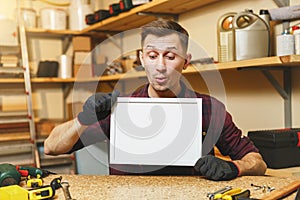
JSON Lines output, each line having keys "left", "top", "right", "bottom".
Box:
{"left": 266, "top": 167, "right": 300, "bottom": 177}
{"left": 262, "top": 180, "right": 300, "bottom": 200}
{"left": 0, "top": 132, "right": 30, "bottom": 142}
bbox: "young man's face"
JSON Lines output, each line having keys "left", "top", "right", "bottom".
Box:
{"left": 140, "top": 33, "right": 190, "bottom": 97}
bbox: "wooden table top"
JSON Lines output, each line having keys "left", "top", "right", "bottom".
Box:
{"left": 41, "top": 175, "right": 300, "bottom": 200}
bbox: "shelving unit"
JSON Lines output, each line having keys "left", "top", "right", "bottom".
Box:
{"left": 24, "top": 0, "right": 222, "bottom": 56}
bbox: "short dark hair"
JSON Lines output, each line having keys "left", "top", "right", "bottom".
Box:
{"left": 141, "top": 19, "right": 189, "bottom": 52}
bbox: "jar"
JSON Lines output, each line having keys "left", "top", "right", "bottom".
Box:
{"left": 40, "top": 8, "right": 67, "bottom": 30}
{"left": 21, "top": 8, "right": 36, "bottom": 28}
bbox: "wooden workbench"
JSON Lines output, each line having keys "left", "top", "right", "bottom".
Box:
{"left": 42, "top": 175, "right": 299, "bottom": 200}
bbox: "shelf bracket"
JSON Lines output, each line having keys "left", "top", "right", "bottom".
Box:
{"left": 239, "top": 66, "right": 292, "bottom": 127}
{"left": 62, "top": 83, "right": 72, "bottom": 120}
{"left": 261, "top": 69, "right": 288, "bottom": 99}
{"left": 261, "top": 68, "right": 292, "bottom": 128}
{"left": 62, "top": 35, "right": 72, "bottom": 54}
{"left": 283, "top": 69, "right": 292, "bottom": 128}
{"left": 137, "top": 12, "right": 179, "bottom": 21}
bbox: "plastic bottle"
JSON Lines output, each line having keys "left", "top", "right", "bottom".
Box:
{"left": 259, "top": 9, "right": 271, "bottom": 56}
{"left": 293, "top": 26, "right": 300, "bottom": 54}
{"left": 276, "top": 29, "right": 295, "bottom": 56}
{"left": 69, "top": 0, "right": 92, "bottom": 30}
{"left": 233, "top": 9, "right": 269, "bottom": 60}
{"left": 217, "top": 12, "right": 236, "bottom": 62}
{"left": 259, "top": 9, "right": 270, "bottom": 29}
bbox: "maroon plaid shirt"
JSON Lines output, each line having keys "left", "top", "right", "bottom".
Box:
{"left": 71, "top": 82, "right": 258, "bottom": 175}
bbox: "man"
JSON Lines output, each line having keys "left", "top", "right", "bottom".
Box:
{"left": 44, "top": 19, "right": 267, "bottom": 180}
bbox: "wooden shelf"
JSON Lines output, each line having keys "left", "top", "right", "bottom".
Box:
{"left": 25, "top": 0, "right": 221, "bottom": 37}
{"left": 25, "top": 28, "right": 82, "bottom": 37}
{"left": 0, "top": 132, "right": 30, "bottom": 142}
{"left": 82, "top": 0, "right": 221, "bottom": 33}
{"left": 199, "top": 55, "right": 300, "bottom": 71}
{"left": 25, "top": 28, "right": 108, "bottom": 39}
{"left": 26, "top": 1, "right": 213, "bottom": 53}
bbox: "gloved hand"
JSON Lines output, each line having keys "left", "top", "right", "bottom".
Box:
{"left": 77, "top": 90, "right": 119, "bottom": 125}
{"left": 194, "top": 155, "right": 239, "bottom": 181}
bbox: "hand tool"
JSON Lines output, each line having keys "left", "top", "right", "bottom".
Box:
{"left": 0, "top": 176, "right": 62, "bottom": 200}
{"left": 0, "top": 163, "right": 21, "bottom": 186}
{"left": 0, "top": 163, "right": 56, "bottom": 187}
{"left": 213, "top": 188, "right": 250, "bottom": 200}
{"left": 0, "top": 185, "right": 28, "bottom": 199}
{"left": 26, "top": 176, "right": 43, "bottom": 188}
{"left": 16, "top": 165, "right": 56, "bottom": 178}
{"left": 61, "top": 181, "right": 76, "bottom": 200}
{"left": 207, "top": 186, "right": 233, "bottom": 200}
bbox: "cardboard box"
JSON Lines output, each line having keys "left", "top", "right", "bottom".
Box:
{"left": 73, "top": 64, "right": 93, "bottom": 78}
{"left": 73, "top": 51, "right": 93, "bottom": 77}
{"left": 72, "top": 36, "right": 91, "bottom": 51}
{"left": 73, "top": 51, "right": 91, "bottom": 65}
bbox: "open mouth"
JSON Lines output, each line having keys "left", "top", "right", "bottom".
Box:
{"left": 155, "top": 77, "right": 167, "bottom": 84}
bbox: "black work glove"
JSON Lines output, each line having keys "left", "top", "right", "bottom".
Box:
{"left": 194, "top": 155, "right": 239, "bottom": 181}
{"left": 77, "top": 90, "right": 119, "bottom": 125}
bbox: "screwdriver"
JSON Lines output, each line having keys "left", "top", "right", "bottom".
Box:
{"left": 17, "top": 165, "right": 56, "bottom": 178}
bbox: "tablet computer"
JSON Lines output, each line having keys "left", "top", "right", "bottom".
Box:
{"left": 110, "top": 97, "right": 202, "bottom": 166}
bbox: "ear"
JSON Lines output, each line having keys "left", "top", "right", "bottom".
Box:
{"left": 139, "top": 50, "right": 144, "bottom": 67}
{"left": 183, "top": 53, "right": 192, "bottom": 70}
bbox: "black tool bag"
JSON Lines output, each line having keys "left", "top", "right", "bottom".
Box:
{"left": 248, "top": 128, "right": 300, "bottom": 169}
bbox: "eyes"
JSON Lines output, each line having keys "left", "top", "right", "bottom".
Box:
{"left": 147, "top": 51, "right": 176, "bottom": 61}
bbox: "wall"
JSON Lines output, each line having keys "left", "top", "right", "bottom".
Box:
{"left": 1, "top": 0, "right": 299, "bottom": 132}
{"left": 178, "top": 0, "right": 300, "bottom": 132}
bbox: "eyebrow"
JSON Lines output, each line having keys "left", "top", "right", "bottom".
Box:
{"left": 145, "top": 45, "right": 178, "bottom": 51}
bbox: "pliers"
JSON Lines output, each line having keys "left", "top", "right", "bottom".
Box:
{"left": 213, "top": 188, "right": 251, "bottom": 200}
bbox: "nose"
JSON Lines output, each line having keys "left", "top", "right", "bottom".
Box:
{"left": 156, "top": 55, "right": 166, "bottom": 72}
